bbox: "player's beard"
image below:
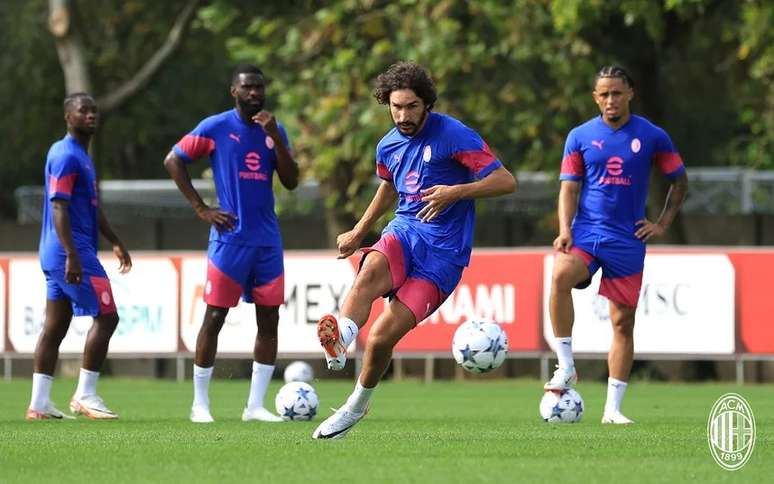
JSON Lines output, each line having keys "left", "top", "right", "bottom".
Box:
{"left": 237, "top": 97, "right": 264, "bottom": 118}
{"left": 396, "top": 109, "right": 428, "bottom": 136}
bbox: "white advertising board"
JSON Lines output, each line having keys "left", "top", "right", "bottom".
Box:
{"left": 8, "top": 257, "right": 179, "bottom": 354}
{"left": 180, "top": 254, "right": 357, "bottom": 354}
{"left": 543, "top": 254, "right": 735, "bottom": 354}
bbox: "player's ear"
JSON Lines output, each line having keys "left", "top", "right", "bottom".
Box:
{"left": 230, "top": 84, "right": 237, "bottom": 98}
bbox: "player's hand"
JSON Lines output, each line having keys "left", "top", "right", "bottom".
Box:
{"left": 252, "top": 110, "right": 280, "bottom": 138}
{"left": 196, "top": 205, "right": 238, "bottom": 232}
{"left": 113, "top": 242, "right": 132, "bottom": 274}
{"left": 336, "top": 229, "right": 364, "bottom": 259}
{"left": 553, "top": 231, "right": 573, "bottom": 253}
{"left": 417, "top": 185, "right": 459, "bottom": 223}
{"left": 635, "top": 218, "right": 666, "bottom": 242}
{"left": 65, "top": 252, "right": 83, "bottom": 284}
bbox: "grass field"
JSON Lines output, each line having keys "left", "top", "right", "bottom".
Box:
{"left": 1, "top": 378, "right": 771, "bottom": 483}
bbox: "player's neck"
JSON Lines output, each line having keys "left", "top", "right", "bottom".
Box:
{"left": 601, "top": 112, "right": 631, "bottom": 130}
{"left": 67, "top": 130, "right": 92, "bottom": 150}
{"left": 235, "top": 107, "right": 257, "bottom": 125}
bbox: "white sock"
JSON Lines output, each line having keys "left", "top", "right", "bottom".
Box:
{"left": 193, "top": 364, "right": 213, "bottom": 409}
{"left": 339, "top": 316, "right": 359, "bottom": 348}
{"left": 246, "top": 361, "right": 274, "bottom": 410}
{"left": 344, "top": 379, "right": 374, "bottom": 413}
{"left": 30, "top": 373, "right": 54, "bottom": 411}
{"left": 73, "top": 368, "right": 99, "bottom": 399}
{"left": 555, "top": 337, "right": 574, "bottom": 368}
{"left": 604, "top": 377, "right": 628, "bottom": 414}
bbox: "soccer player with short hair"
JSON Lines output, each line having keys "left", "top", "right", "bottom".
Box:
{"left": 544, "top": 65, "right": 688, "bottom": 424}
{"left": 164, "top": 64, "right": 299, "bottom": 423}
{"left": 312, "top": 62, "right": 516, "bottom": 439}
{"left": 28, "top": 93, "right": 132, "bottom": 420}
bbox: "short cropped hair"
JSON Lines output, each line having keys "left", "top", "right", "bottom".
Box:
{"left": 63, "top": 92, "right": 94, "bottom": 113}
{"left": 231, "top": 63, "right": 264, "bottom": 84}
{"left": 373, "top": 62, "right": 437, "bottom": 109}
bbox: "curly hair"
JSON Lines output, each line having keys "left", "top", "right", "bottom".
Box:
{"left": 373, "top": 62, "right": 437, "bottom": 109}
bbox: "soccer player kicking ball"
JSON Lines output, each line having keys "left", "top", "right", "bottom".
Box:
{"left": 545, "top": 66, "right": 688, "bottom": 424}
{"left": 312, "top": 62, "right": 516, "bottom": 439}
{"left": 164, "top": 64, "right": 299, "bottom": 423}
{"left": 28, "top": 93, "right": 132, "bottom": 420}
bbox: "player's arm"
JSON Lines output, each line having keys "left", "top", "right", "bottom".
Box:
{"left": 635, "top": 171, "right": 688, "bottom": 242}
{"left": 417, "top": 166, "right": 516, "bottom": 223}
{"left": 554, "top": 180, "right": 581, "bottom": 253}
{"left": 253, "top": 111, "right": 299, "bottom": 190}
{"left": 97, "top": 207, "right": 132, "bottom": 274}
{"left": 51, "top": 199, "right": 82, "bottom": 284}
{"left": 163, "top": 151, "right": 237, "bottom": 231}
{"left": 336, "top": 180, "right": 398, "bottom": 259}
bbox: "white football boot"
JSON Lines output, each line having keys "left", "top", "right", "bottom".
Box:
{"left": 312, "top": 406, "right": 367, "bottom": 440}
{"left": 317, "top": 314, "right": 347, "bottom": 371}
{"left": 543, "top": 365, "right": 578, "bottom": 391}
{"left": 69, "top": 394, "right": 118, "bottom": 420}
{"left": 601, "top": 411, "right": 634, "bottom": 424}
{"left": 241, "top": 407, "right": 283, "bottom": 422}
{"left": 190, "top": 405, "right": 214, "bottom": 423}
{"left": 26, "top": 401, "right": 74, "bottom": 421}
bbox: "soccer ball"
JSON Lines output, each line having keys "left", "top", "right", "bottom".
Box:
{"left": 283, "top": 360, "right": 314, "bottom": 383}
{"left": 275, "top": 382, "right": 319, "bottom": 421}
{"left": 539, "top": 389, "right": 584, "bottom": 423}
{"left": 451, "top": 319, "right": 508, "bottom": 374}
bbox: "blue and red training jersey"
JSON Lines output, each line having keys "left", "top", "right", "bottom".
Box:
{"left": 173, "top": 109, "right": 291, "bottom": 247}
{"left": 39, "top": 134, "right": 99, "bottom": 270}
{"left": 376, "top": 111, "right": 502, "bottom": 267}
{"left": 559, "top": 115, "right": 686, "bottom": 239}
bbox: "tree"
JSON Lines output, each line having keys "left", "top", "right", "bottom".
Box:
{"left": 47, "top": 0, "right": 200, "bottom": 112}
{"left": 206, "top": 0, "right": 771, "bottom": 245}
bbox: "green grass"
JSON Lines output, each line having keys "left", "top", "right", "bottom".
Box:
{"left": 1, "top": 378, "right": 771, "bottom": 483}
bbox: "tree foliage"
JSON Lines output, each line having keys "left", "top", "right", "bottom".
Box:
{"left": 1, "top": 0, "right": 772, "bottom": 232}
{"left": 199, "top": 0, "right": 772, "bottom": 240}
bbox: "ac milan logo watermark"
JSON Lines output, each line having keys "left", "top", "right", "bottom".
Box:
{"left": 707, "top": 393, "right": 755, "bottom": 471}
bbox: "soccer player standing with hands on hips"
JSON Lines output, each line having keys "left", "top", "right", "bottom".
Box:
{"left": 312, "top": 62, "right": 516, "bottom": 439}
{"left": 28, "top": 93, "right": 132, "bottom": 420}
{"left": 544, "top": 66, "right": 688, "bottom": 424}
{"left": 164, "top": 64, "right": 299, "bottom": 423}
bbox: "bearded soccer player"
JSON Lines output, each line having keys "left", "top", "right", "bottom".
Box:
{"left": 164, "top": 64, "right": 299, "bottom": 423}
{"left": 28, "top": 93, "right": 132, "bottom": 420}
{"left": 544, "top": 65, "right": 688, "bottom": 424}
{"left": 311, "top": 62, "right": 516, "bottom": 439}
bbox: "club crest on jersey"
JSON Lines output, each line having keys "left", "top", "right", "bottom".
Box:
{"left": 265, "top": 136, "right": 275, "bottom": 149}
{"left": 631, "top": 138, "right": 641, "bottom": 153}
{"left": 422, "top": 145, "right": 432, "bottom": 162}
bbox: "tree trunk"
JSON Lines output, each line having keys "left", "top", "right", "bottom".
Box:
{"left": 48, "top": 0, "right": 92, "bottom": 94}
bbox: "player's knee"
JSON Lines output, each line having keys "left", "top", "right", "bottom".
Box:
{"left": 611, "top": 313, "right": 635, "bottom": 336}
{"left": 366, "top": 329, "right": 394, "bottom": 354}
{"left": 552, "top": 267, "right": 579, "bottom": 292}
{"left": 97, "top": 312, "right": 120, "bottom": 333}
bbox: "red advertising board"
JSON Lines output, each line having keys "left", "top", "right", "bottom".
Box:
{"left": 354, "top": 250, "right": 545, "bottom": 353}
{"left": 727, "top": 252, "right": 774, "bottom": 353}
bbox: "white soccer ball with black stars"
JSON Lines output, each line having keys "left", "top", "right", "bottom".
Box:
{"left": 539, "top": 388, "right": 584, "bottom": 423}
{"left": 275, "top": 381, "right": 319, "bottom": 421}
{"left": 283, "top": 360, "right": 314, "bottom": 383}
{"left": 451, "top": 319, "right": 508, "bottom": 374}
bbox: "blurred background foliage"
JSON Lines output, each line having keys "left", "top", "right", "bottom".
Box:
{"left": 1, "top": 0, "right": 771, "bottom": 238}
